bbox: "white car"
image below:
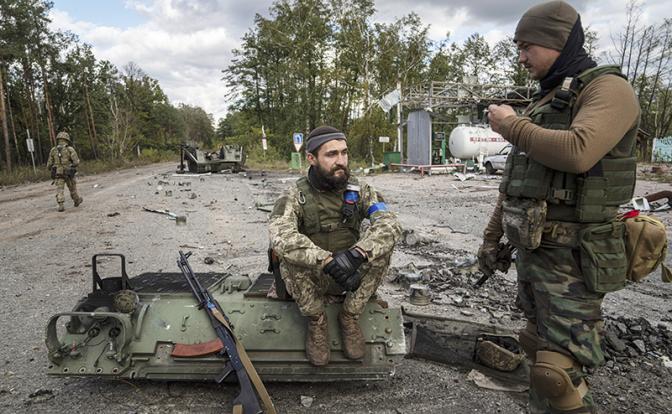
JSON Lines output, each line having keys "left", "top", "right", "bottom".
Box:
{"left": 482, "top": 145, "right": 511, "bottom": 174}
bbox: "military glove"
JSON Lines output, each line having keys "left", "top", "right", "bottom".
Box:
{"left": 477, "top": 240, "right": 500, "bottom": 276}
{"left": 340, "top": 270, "right": 362, "bottom": 292}
{"left": 323, "top": 248, "right": 366, "bottom": 289}
{"left": 493, "top": 243, "right": 513, "bottom": 273}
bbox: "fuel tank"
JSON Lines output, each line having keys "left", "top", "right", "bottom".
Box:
{"left": 46, "top": 254, "right": 406, "bottom": 382}
{"left": 448, "top": 125, "right": 507, "bottom": 159}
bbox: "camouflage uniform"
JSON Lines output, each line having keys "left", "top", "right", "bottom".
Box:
{"left": 47, "top": 133, "right": 82, "bottom": 210}
{"left": 269, "top": 176, "right": 401, "bottom": 318}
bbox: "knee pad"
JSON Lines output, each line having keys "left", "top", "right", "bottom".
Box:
{"left": 518, "top": 322, "right": 539, "bottom": 360}
{"left": 530, "top": 351, "right": 588, "bottom": 411}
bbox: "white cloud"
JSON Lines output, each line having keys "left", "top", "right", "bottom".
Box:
{"left": 50, "top": 0, "right": 669, "bottom": 123}
{"left": 50, "top": 4, "right": 241, "bottom": 122}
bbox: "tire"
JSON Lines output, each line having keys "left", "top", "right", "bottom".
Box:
{"left": 484, "top": 162, "right": 495, "bottom": 175}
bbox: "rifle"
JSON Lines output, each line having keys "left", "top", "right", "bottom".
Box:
{"left": 473, "top": 242, "right": 515, "bottom": 288}
{"left": 177, "top": 251, "right": 276, "bottom": 414}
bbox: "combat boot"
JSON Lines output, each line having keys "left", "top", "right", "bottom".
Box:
{"left": 74, "top": 196, "right": 83, "bottom": 207}
{"left": 306, "top": 313, "right": 329, "bottom": 366}
{"left": 58, "top": 203, "right": 65, "bottom": 212}
{"left": 339, "top": 311, "right": 365, "bottom": 360}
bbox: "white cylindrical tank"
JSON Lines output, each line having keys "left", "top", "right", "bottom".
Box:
{"left": 448, "top": 125, "right": 508, "bottom": 159}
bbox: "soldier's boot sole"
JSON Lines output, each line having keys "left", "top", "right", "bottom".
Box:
{"left": 74, "top": 197, "right": 83, "bottom": 207}
{"left": 339, "top": 311, "right": 365, "bottom": 360}
{"left": 58, "top": 204, "right": 65, "bottom": 212}
{"left": 305, "top": 313, "right": 329, "bottom": 366}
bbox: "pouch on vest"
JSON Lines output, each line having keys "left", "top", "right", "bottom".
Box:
{"left": 501, "top": 197, "right": 547, "bottom": 250}
{"left": 620, "top": 212, "right": 669, "bottom": 282}
{"left": 578, "top": 221, "right": 628, "bottom": 293}
{"left": 50, "top": 166, "right": 57, "bottom": 179}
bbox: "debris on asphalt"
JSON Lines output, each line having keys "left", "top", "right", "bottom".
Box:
{"left": 142, "top": 207, "right": 183, "bottom": 222}
{"left": 453, "top": 173, "right": 475, "bottom": 182}
{"left": 179, "top": 244, "right": 204, "bottom": 250}
{"left": 26, "top": 388, "right": 54, "bottom": 404}
{"left": 409, "top": 284, "right": 431, "bottom": 306}
{"left": 255, "top": 201, "right": 274, "bottom": 212}
{"left": 402, "top": 228, "right": 435, "bottom": 247}
{"left": 466, "top": 369, "right": 528, "bottom": 393}
{"left": 602, "top": 316, "right": 672, "bottom": 362}
{"left": 300, "top": 395, "right": 314, "bottom": 408}
{"left": 204, "top": 257, "right": 215, "bottom": 265}
{"left": 107, "top": 212, "right": 120, "bottom": 217}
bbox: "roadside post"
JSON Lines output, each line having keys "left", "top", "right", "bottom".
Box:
{"left": 26, "top": 129, "right": 36, "bottom": 174}
{"left": 379, "top": 136, "right": 389, "bottom": 155}
{"left": 292, "top": 132, "right": 303, "bottom": 171}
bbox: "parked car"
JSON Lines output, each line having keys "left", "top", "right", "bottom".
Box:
{"left": 482, "top": 144, "right": 511, "bottom": 174}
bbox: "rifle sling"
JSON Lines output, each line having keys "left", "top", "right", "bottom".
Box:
{"left": 212, "top": 308, "right": 277, "bottom": 414}
{"left": 171, "top": 338, "right": 224, "bottom": 357}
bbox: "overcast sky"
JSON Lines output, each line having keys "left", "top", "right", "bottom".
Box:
{"left": 49, "top": 0, "right": 671, "bottom": 122}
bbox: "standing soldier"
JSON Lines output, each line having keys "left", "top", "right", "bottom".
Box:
{"left": 47, "top": 131, "right": 83, "bottom": 212}
{"left": 269, "top": 126, "right": 402, "bottom": 367}
{"left": 479, "top": 1, "right": 640, "bottom": 413}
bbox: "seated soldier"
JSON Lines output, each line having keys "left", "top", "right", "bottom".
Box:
{"left": 269, "top": 126, "right": 402, "bottom": 366}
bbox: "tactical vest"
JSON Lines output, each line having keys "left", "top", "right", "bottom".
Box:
{"left": 52, "top": 144, "right": 71, "bottom": 175}
{"left": 499, "top": 65, "right": 638, "bottom": 223}
{"left": 296, "top": 176, "right": 363, "bottom": 252}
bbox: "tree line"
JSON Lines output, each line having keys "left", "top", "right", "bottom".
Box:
{"left": 0, "top": 0, "right": 215, "bottom": 173}
{"left": 613, "top": 2, "right": 672, "bottom": 161}
{"left": 221, "top": 0, "right": 671, "bottom": 162}
{"left": 1, "top": 0, "right": 669, "bottom": 174}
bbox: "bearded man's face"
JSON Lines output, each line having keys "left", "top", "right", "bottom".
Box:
{"left": 308, "top": 139, "right": 350, "bottom": 189}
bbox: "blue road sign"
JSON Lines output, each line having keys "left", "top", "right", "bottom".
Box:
{"left": 293, "top": 132, "right": 304, "bottom": 151}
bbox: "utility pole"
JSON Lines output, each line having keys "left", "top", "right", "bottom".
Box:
{"left": 0, "top": 67, "right": 11, "bottom": 171}
{"left": 396, "top": 79, "right": 403, "bottom": 162}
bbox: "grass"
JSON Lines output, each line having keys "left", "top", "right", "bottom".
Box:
{"left": 1, "top": 151, "right": 381, "bottom": 187}
{"left": 0, "top": 152, "right": 175, "bottom": 187}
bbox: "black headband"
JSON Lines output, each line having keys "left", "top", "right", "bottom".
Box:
{"left": 306, "top": 132, "right": 346, "bottom": 153}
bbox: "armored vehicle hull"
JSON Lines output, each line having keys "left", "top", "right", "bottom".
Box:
{"left": 177, "top": 144, "right": 245, "bottom": 174}
{"left": 46, "top": 255, "right": 406, "bottom": 382}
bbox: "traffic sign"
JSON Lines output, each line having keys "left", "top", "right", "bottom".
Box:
{"left": 378, "top": 136, "right": 390, "bottom": 143}
{"left": 26, "top": 138, "right": 34, "bottom": 152}
{"left": 293, "top": 132, "right": 303, "bottom": 151}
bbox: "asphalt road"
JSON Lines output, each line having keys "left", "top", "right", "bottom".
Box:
{"left": 1, "top": 162, "right": 671, "bottom": 413}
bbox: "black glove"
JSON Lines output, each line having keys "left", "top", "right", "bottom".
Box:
{"left": 324, "top": 248, "right": 366, "bottom": 290}
{"left": 66, "top": 166, "right": 77, "bottom": 178}
{"left": 338, "top": 270, "right": 362, "bottom": 291}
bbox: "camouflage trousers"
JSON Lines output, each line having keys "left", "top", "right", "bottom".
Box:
{"left": 517, "top": 246, "right": 603, "bottom": 413}
{"left": 279, "top": 252, "right": 391, "bottom": 317}
{"left": 54, "top": 177, "right": 80, "bottom": 205}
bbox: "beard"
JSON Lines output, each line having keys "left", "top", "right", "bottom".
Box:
{"left": 311, "top": 163, "right": 350, "bottom": 191}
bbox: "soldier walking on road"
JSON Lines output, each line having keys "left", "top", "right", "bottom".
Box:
{"left": 269, "top": 126, "right": 402, "bottom": 367}
{"left": 478, "top": 1, "right": 640, "bottom": 413}
{"left": 47, "top": 131, "right": 83, "bottom": 212}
